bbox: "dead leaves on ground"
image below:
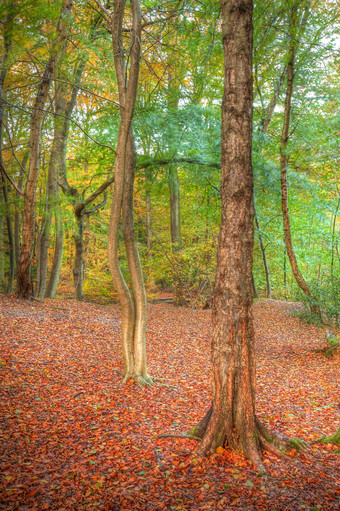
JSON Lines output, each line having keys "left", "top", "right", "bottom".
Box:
{"left": 0, "top": 296, "right": 339, "bottom": 510}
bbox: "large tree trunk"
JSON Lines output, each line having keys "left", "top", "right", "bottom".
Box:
{"left": 105, "top": 0, "right": 152, "bottom": 384}
{"left": 191, "top": 0, "right": 297, "bottom": 469}
{"left": 17, "top": 0, "right": 73, "bottom": 298}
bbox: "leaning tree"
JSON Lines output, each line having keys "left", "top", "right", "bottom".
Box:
{"left": 189, "top": 0, "right": 302, "bottom": 469}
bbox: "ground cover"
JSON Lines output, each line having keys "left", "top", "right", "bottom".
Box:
{"left": 0, "top": 296, "right": 339, "bottom": 510}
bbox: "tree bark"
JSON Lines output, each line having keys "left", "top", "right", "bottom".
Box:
{"left": 280, "top": 22, "right": 313, "bottom": 300}
{"left": 104, "top": 0, "right": 152, "bottom": 384}
{"left": 17, "top": 0, "right": 73, "bottom": 298}
{"left": 37, "top": 56, "right": 87, "bottom": 298}
{"left": 254, "top": 203, "right": 271, "bottom": 298}
{"left": 190, "top": 0, "right": 298, "bottom": 469}
{"left": 0, "top": 1, "right": 16, "bottom": 293}
{"left": 73, "top": 208, "right": 84, "bottom": 301}
{"left": 45, "top": 205, "right": 63, "bottom": 298}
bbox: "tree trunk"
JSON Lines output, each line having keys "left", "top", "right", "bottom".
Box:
{"left": 254, "top": 204, "right": 271, "bottom": 298}
{"left": 45, "top": 205, "right": 63, "bottom": 298}
{"left": 121, "top": 130, "right": 149, "bottom": 380}
{"left": 0, "top": 213, "right": 4, "bottom": 287}
{"left": 73, "top": 209, "right": 84, "bottom": 301}
{"left": 0, "top": 173, "right": 14, "bottom": 292}
{"left": 41, "top": 56, "right": 88, "bottom": 299}
{"left": 17, "top": 0, "right": 73, "bottom": 298}
{"left": 106, "top": 0, "right": 152, "bottom": 385}
{"left": 191, "top": 0, "right": 297, "bottom": 469}
{"left": 168, "top": 164, "right": 186, "bottom": 305}
{"left": 280, "top": 33, "right": 314, "bottom": 301}
{"left": 0, "top": 2, "right": 15, "bottom": 293}
{"left": 145, "top": 187, "right": 152, "bottom": 257}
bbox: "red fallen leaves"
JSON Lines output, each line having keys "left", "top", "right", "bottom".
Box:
{"left": 0, "top": 296, "right": 339, "bottom": 510}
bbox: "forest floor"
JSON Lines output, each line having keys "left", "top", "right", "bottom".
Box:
{"left": 0, "top": 296, "right": 339, "bottom": 511}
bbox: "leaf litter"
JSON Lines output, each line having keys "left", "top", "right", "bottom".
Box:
{"left": 0, "top": 296, "right": 339, "bottom": 510}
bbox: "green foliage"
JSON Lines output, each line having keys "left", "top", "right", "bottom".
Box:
{"left": 297, "top": 276, "right": 340, "bottom": 327}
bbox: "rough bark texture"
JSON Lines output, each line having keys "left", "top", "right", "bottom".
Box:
{"left": 106, "top": 0, "right": 151, "bottom": 384}
{"left": 190, "top": 0, "right": 298, "bottom": 469}
{"left": 17, "top": 0, "right": 73, "bottom": 298}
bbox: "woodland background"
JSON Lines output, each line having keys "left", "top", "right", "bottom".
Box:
{"left": 0, "top": 0, "right": 339, "bottom": 319}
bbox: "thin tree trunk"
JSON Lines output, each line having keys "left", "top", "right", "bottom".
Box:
{"left": 280, "top": 32, "right": 313, "bottom": 300}
{"left": 168, "top": 164, "right": 186, "bottom": 305}
{"left": 0, "top": 2, "right": 16, "bottom": 293}
{"left": 103, "top": 0, "right": 152, "bottom": 384}
{"left": 122, "top": 130, "right": 149, "bottom": 380}
{"left": 254, "top": 204, "right": 271, "bottom": 298}
{"left": 145, "top": 187, "right": 152, "bottom": 257}
{"left": 45, "top": 205, "right": 63, "bottom": 298}
{"left": 17, "top": 0, "right": 73, "bottom": 298}
{"left": 42, "top": 56, "right": 88, "bottom": 299}
{"left": 0, "top": 213, "right": 4, "bottom": 286}
{"left": 73, "top": 209, "right": 84, "bottom": 301}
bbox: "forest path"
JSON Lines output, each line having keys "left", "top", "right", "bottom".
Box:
{"left": 0, "top": 296, "right": 339, "bottom": 510}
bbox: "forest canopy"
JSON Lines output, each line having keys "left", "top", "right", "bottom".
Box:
{"left": 0, "top": 0, "right": 339, "bottom": 323}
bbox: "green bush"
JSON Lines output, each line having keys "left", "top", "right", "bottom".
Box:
{"left": 297, "top": 276, "right": 340, "bottom": 327}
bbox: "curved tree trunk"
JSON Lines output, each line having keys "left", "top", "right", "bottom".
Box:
{"left": 190, "top": 0, "right": 299, "bottom": 469}
{"left": 17, "top": 0, "right": 73, "bottom": 298}
{"left": 105, "top": 0, "right": 151, "bottom": 384}
{"left": 121, "top": 130, "right": 150, "bottom": 382}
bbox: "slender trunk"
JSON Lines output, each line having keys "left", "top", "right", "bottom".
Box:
{"left": 122, "top": 130, "right": 149, "bottom": 379}
{"left": 17, "top": 0, "right": 73, "bottom": 298}
{"left": 145, "top": 188, "right": 152, "bottom": 257}
{"left": 73, "top": 209, "right": 84, "bottom": 301}
{"left": 0, "top": 2, "right": 15, "bottom": 293}
{"left": 168, "top": 164, "right": 186, "bottom": 306}
{"left": 14, "top": 152, "right": 28, "bottom": 272}
{"left": 280, "top": 38, "right": 312, "bottom": 299}
{"left": 331, "top": 193, "right": 340, "bottom": 285}
{"left": 252, "top": 272, "right": 259, "bottom": 299}
{"left": 0, "top": 173, "right": 14, "bottom": 292}
{"left": 0, "top": 213, "right": 4, "bottom": 286}
{"left": 45, "top": 205, "right": 63, "bottom": 298}
{"left": 106, "top": 0, "right": 152, "bottom": 384}
{"left": 254, "top": 204, "right": 271, "bottom": 298}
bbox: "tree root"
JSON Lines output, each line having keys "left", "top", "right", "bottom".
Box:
{"left": 311, "top": 428, "right": 340, "bottom": 446}
{"left": 122, "top": 373, "right": 154, "bottom": 387}
{"left": 155, "top": 433, "right": 201, "bottom": 441}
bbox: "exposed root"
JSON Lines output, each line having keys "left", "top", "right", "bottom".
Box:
{"left": 122, "top": 373, "right": 154, "bottom": 387}
{"left": 188, "top": 412, "right": 307, "bottom": 471}
{"left": 155, "top": 433, "right": 201, "bottom": 441}
{"left": 311, "top": 428, "right": 340, "bottom": 445}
